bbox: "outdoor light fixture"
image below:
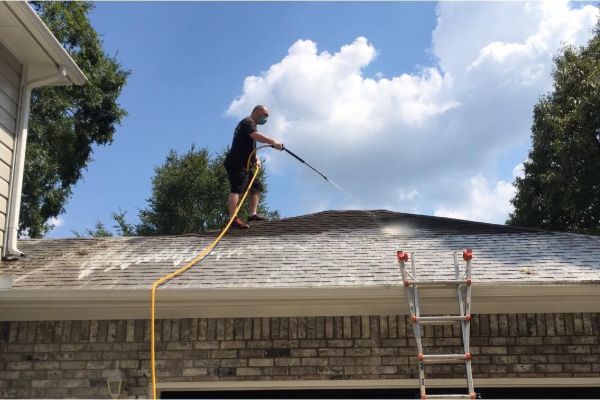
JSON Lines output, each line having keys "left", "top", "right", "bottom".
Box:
{"left": 105, "top": 361, "right": 126, "bottom": 399}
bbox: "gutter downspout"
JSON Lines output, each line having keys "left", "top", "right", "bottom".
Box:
{"left": 4, "top": 66, "right": 67, "bottom": 260}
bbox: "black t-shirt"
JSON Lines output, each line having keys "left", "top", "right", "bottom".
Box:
{"left": 225, "top": 117, "right": 257, "bottom": 170}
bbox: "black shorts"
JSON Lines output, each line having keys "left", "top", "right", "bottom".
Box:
{"left": 224, "top": 163, "right": 264, "bottom": 194}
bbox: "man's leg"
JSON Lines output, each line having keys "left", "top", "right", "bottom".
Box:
{"left": 248, "top": 190, "right": 260, "bottom": 216}
{"left": 228, "top": 193, "right": 240, "bottom": 217}
{"left": 247, "top": 179, "right": 268, "bottom": 222}
{"left": 228, "top": 192, "right": 249, "bottom": 229}
{"left": 225, "top": 166, "right": 250, "bottom": 229}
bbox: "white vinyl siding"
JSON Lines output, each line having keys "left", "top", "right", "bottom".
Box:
{"left": 0, "top": 41, "right": 22, "bottom": 255}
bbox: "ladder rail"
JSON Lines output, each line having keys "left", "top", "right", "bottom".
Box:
{"left": 464, "top": 255, "right": 474, "bottom": 395}
{"left": 411, "top": 254, "right": 427, "bottom": 399}
{"left": 399, "top": 253, "right": 427, "bottom": 399}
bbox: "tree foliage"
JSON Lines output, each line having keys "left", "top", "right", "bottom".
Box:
{"left": 22, "top": 2, "right": 129, "bottom": 237}
{"left": 72, "top": 220, "right": 112, "bottom": 238}
{"left": 76, "top": 146, "right": 279, "bottom": 237}
{"left": 72, "top": 209, "right": 135, "bottom": 238}
{"left": 508, "top": 24, "right": 600, "bottom": 234}
{"left": 136, "top": 146, "right": 278, "bottom": 235}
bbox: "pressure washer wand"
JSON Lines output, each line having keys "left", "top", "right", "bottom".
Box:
{"left": 272, "top": 144, "right": 344, "bottom": 192}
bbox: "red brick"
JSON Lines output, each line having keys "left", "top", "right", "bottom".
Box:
{"left": 301, "top": 358, "right": 328, "bottom": 367}
{"left": 318, "top": 348, "right": 343, "bottom": 357}
{"left": 564, "top": 345, "right": 591, "bottom": 354}
{"left": 249, "top": 358, "right": 274, "bottom": 367}
{"left": 381, "top": 356, "right": 409, "bottom": 365}
{"left": 345, "top": 348, "right": 370, "bottom": 357}
{"left": 354, "top": 356, "right": 381, "bottom": 366}
{"left": 536, "top": 364, "right": 562, "bottom": 373}
{"left": 327, "top": 339, "right": 353, "bottom": 347}
{"left": 570, "top": 336, "right": 598, "bottom": 345}
{"left": 274, "top": 358, "right": 301, "bottom": 367}
{"left": 564, "top": 364, "right": 592, "bottom": 373}
{"left": 291, "top": 348, "right": 317, "bottom": 357}
{"left": 219, "top": 340, "right": 245, "bottom": 349}
{"left": 480, "top": 346, "right": 507, "bottom": 355}
{"left": 510, "top": 364, "right": 535, "bottom": 373}
{"left": 329, "top": 357, "right": 355, "bottom": 366}
{"left": 236, "top": 367, "right": 263, "bottom": 376}
{"left": 372, "top": 347, "right": 398, "bottom": 356}
{"left": 361, "top": 316, "right": 371, "bottom": 339}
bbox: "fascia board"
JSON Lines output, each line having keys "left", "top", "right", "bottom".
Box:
{"left": 154, "top": 377, "right": 600, "bottom": 390}
{"left": 0, "top": 284, "right": 599, "bottom": 321}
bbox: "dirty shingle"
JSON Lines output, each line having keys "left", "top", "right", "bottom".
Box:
{"left": 2, "top": 210, "right": 600, "bottom": 290}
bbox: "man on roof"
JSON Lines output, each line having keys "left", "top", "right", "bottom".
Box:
{"left": 224, "top": 105, "right": 284, "bottom": 229}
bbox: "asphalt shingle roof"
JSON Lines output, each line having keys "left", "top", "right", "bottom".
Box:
{"left": 3, "top": 210, "right": 600, "bottom": 290}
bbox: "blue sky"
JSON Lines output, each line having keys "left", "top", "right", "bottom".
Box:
{"left": 47, "top": 1, "right": 599, "bottom": 238}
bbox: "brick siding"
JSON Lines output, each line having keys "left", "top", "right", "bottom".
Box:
{"left": 0, "top": 314, "right": 599, "bottom": 398}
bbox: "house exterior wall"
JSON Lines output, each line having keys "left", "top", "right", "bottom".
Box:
{"left": 0, "top": 41, "right": 21, "bottom": 256}
{"left": 0, "top": 313, "right": 598, "bottom": 398}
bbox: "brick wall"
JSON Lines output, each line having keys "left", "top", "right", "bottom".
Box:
{"left": 0, "top": 314, "right": 599, "bottom": 398}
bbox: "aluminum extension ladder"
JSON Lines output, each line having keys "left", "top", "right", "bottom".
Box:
{"left": 397, "top": 249, "right": 477, "bottom": 400}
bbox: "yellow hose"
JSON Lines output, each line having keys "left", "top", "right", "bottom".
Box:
{"left": 150, "top": 145, "right": 268, "bottom": 399}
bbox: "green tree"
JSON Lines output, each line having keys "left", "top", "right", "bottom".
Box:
{"left": 71, "top": 209, "right": 135, "bottom": 238}
{"left": 72, "top": 220, "right": 112, "bottom": 238}
{"left": 78, "top": 146, "right": 279, "bottom": 237}
{"left": 112, "top": 209, "right": 137, "bottom": 236}
{"left": 22, "top": 2, "right": 129, "bottom": 237}
{"left": 508, "top": 24, "right": 600, "bottom": 234}
{"left": 136, "top": 146, "right": 278, "bottom": 235}
{"left": 72, "top": 209, "right": 135, "bottom": 238}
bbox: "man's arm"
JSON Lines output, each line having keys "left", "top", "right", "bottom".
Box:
{"left": 250, "top": 132, "right": 284, "bottom": 150}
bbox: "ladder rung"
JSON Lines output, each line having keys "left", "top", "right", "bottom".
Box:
{"left": 424, "top": 394, "right": 476, "bottom": 399}
{"left": 412, "top": 315, "right": 471, "bottom": 325}
{"left": 404, "top": 279, "right": 471, "bottom": 287}
{"left": 419, "top": 353, "right": 471, "bottom": 364}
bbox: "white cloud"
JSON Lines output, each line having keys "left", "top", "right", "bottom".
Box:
{"left": 228, "top": 36, "right": 457, "bottom": 135}
{"left": 228, "top": 1, "right": 599, "bottom": 223}
{"left": 512, "top": 162, "right": 525, "bottom": 180}
{"left": 434, "top": 156, "right": 527, "bottom": 224}
{"left": 464, "top": 1, "right": 598, "bottom": 88}
{"left": 48, "top": 216, "right": 64, "bottom": 229}
{"left": 434, "top": 175, "right": 516, "bottom": 224}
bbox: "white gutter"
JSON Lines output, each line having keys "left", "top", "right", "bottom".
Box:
{"left": 4, "top": 66, "right": 67, "bottom": 260}
{"left": 1, "top": 285, "right": 599, "bottom": 321}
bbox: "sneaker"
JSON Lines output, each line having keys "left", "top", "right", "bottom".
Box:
{"left": 231, "top": 217, "right": 249, "bottom": 229}
{"left": 248, "top": 214, "right": 268, "bottom": 222}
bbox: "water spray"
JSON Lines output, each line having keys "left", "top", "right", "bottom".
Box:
{"left": 274, "top": 144, "right": 345, "bottom": 193}
{"left": 275, "top": 144, "right": 406, "bottom": 235}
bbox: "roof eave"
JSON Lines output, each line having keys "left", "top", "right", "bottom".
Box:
{"left": 6, "top": 1, "right": 88, "bottom": 86}
{"left": 1, "top": 284, "right": 599, "bottom": 321}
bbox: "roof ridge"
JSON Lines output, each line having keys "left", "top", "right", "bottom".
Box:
{"left": 15, "top": 210, "right": 600, "bottom": 243}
